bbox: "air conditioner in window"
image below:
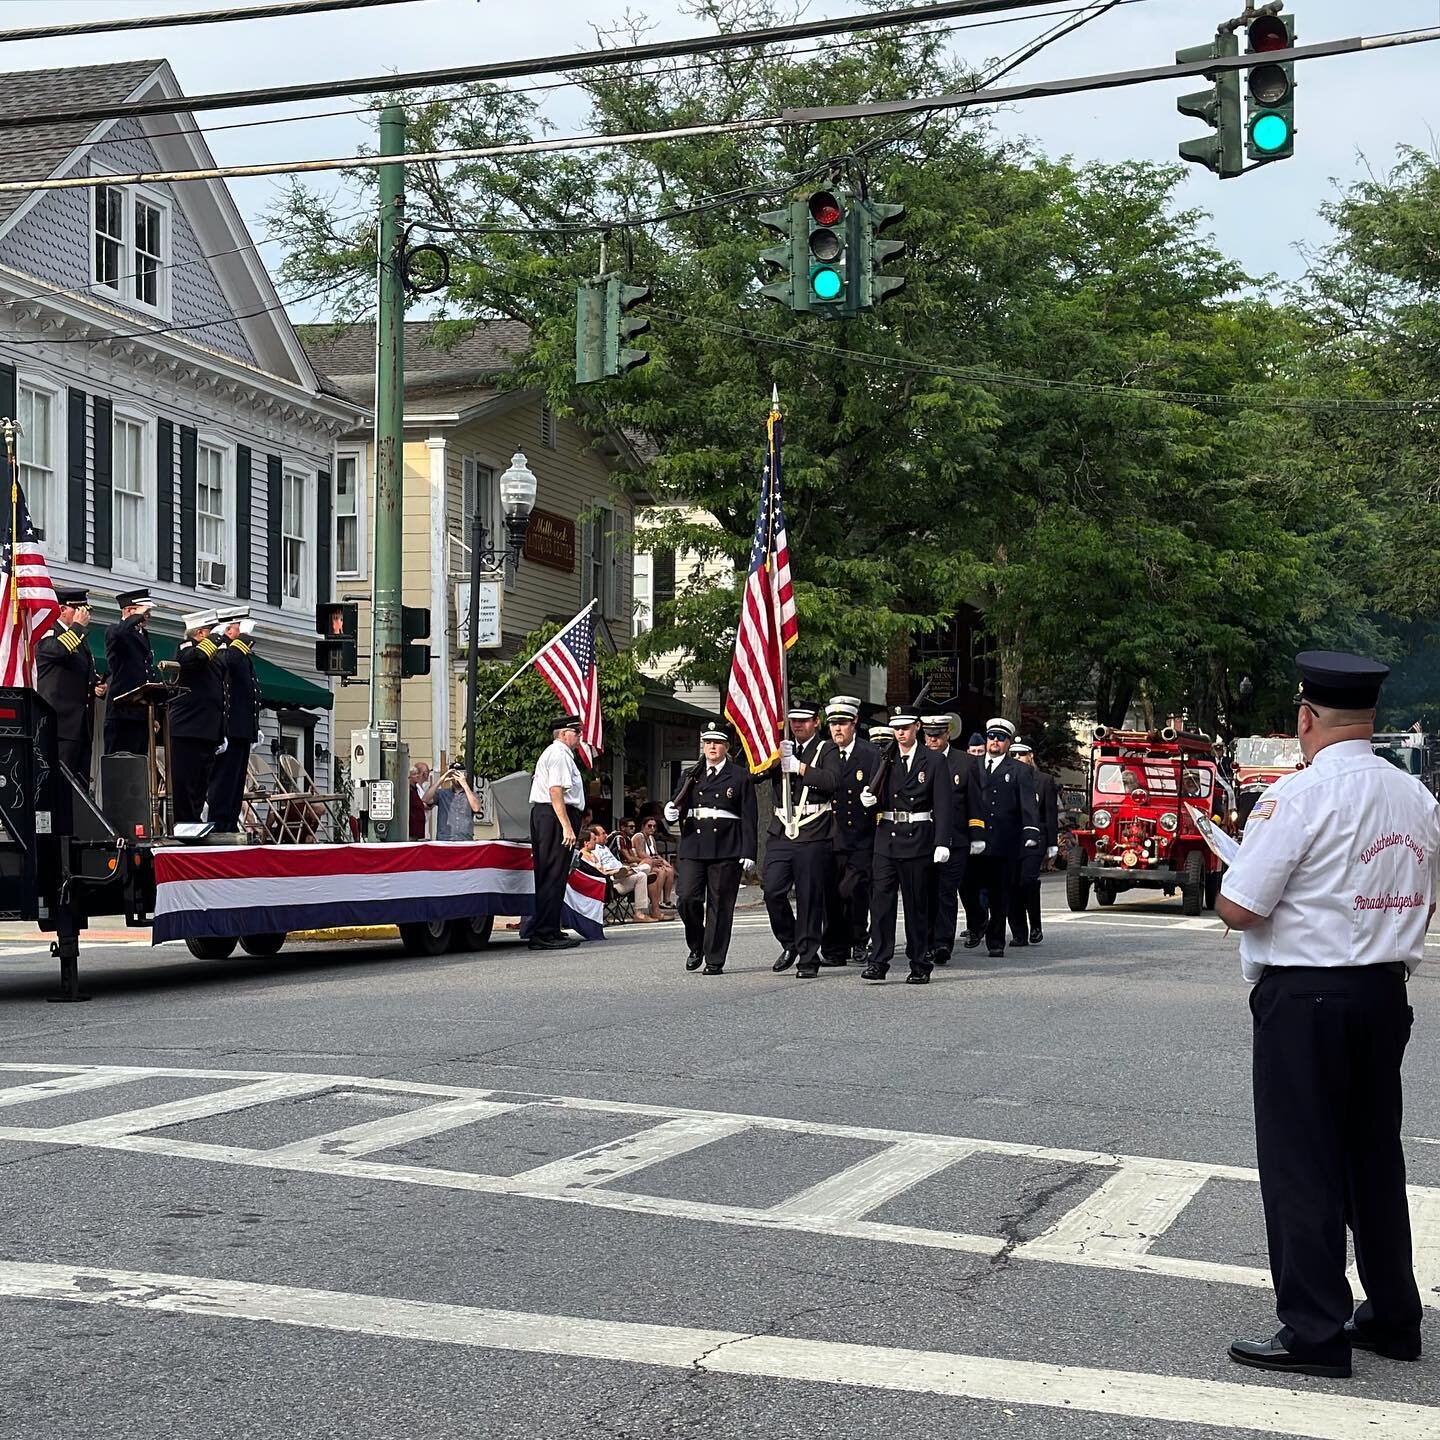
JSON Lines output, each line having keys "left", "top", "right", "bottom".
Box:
{"left": 197, "top": 558, "right": 227, "bottom": 590}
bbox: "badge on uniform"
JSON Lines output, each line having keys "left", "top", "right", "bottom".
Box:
{"left": 918, "top": 770, "right": 926, "bottom": 783}
{"left": 856, "top": 770, "right": 863, "bottom": 781}
{"left": 726, "top": 786, "right": 734, "bottom": 799}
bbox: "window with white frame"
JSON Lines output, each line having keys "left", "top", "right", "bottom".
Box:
{"left": 16, "top": 382, "right": 59, "bottom": 550}
{"left": 281, "top": 470, "right": 310, "bottom": 605}
{"left": 196, "top": 441, "right": 231, "bottom": 592}
{"left": 334, "top": 450, "right": 364, "bottom": 578}
{"left": 92, "top": 178, "right": 170, "bottom": 315}
{"left": 112, "top": 414, "right": 150, "bottom": 573}
{"left": 581, "top": 504, "right": 627, "bottom": 620}
{"left": 632, "top": 547, "right": 675, "bottom": 635}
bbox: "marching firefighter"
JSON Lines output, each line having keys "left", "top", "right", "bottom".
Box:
{"left": 819, "top": 695, "right": 882, "bottom": 966}
{"left": 103, "top": 587, "right": 158, "bottom": 756}
{"left": 168, "top": 609, "right": 224, "bottom": 825}
{"left": 665, "top": 723, "right": 758, "bottom": 975}
{"left": 208, "top": 616, "right": 259, "bottom": 834}
{"left": 859, "top": 707, "right": 954, "bottom": 984}
{"left": 763, "top": 701, "right": 839, "bottom": 979}
{"left": 920, "top": 712, "right": 985, "bottom": 966}
{"left": 36, "top": 587, "right": 104, "bottom": 786}
{"left": 964, "top": 718, "right": 1042, "bottom": 957}
{"left": 1009, "top": 742, "right": 1059, "bottom": 944}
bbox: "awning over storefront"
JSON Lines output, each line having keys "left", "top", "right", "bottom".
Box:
{"left": 84, "top": 626, "right": 333, "bottom": 711}
{"left": 637, "top": 686, "right": 714, "bottom": 723}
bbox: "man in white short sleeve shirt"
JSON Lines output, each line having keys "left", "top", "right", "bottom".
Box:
{"left": 528, "top": 714, "right": 586, "bottom": 950}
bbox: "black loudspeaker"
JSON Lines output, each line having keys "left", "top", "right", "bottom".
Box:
{"left": 101, "top": 752, "right": 151, "bottom": 840}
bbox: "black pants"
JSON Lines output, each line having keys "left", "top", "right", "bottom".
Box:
{"left": 1009, "top": 879, "right": 1042, "bottom": 938}
{"left": 529, "top": 803, "right": 581, "bottom": 941}
{"left": 677, "top": 857, "right": 740, "bottom": 969}
{"left": 822, "top": 846, "right": 872, "bottom": 960}
{"left": 58, "top": 730, "right": 93, "bottom": 789}
{"left": 105, "top": 710, "right": 150, "bottom": 757}
{"left": 868, "top": 851, "right": 931, "bottom": 974}
{"left": 763, "top": 837, "right": 831, "bottom": 967}
{"left": 207, "top": 739, "right": 252, "bottom": 832}
{"left": 975, "top": 856, "right": 1020, "bottom": 951}
{"left": 1251, "top": 964, "right": 1421, "bottom": 1362}
{"left": 170, "top": 736, "right": 216, "bottom": 824}
{"left": 926, "top": 849, "right": 968, "bottom": 960}
{"left": 961, "top": 867, "right": 988, "bottom": 940}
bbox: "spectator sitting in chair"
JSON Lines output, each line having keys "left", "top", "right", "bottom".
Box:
{"left": 423, "top": 764, "right": 482, "bottom": 840}
{"left": 633, "top": 814, "right": 676, "bottom": 911}
{"left": 578, "top": 824, "right": 657, "bottom": 922}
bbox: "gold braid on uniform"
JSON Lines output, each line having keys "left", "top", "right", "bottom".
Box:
{"left": 231, "top": 640, "right": 250, "bottom": 656}
{"left": 196, "top": 637, "right": 218, "bottom": 658}
{"left": 58, "top": 630, "right": 82, "bottom": 652}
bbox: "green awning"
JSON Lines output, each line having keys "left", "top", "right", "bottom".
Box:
{"left": 86, "top": 626, "right": 333, "bottom": 712}
{"left": 638, "top": 686, "right": 714, "bottom": 721}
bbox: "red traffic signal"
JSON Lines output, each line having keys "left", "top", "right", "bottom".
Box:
{"left": 808, "top": 191, "right": 842, "bottom": 227}
{"left": 1247, "top": 16, "right": 1289, "bottom": 51}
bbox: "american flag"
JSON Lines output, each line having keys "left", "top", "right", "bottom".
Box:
{"left": 534, "top": 603, "right": 602, "bottom": 767}
{"left": 0, "top": 467, "right": 61, "bottom": 686}
{"left": 725, "top": 401, "right": 797, "bottom": 773}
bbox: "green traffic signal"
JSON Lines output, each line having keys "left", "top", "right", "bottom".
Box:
{"left": 811, "top": 266, "right": 842, "bottom": 301}
{"left": 1244, "top": 13, "right": 1295, "bottom": 163}
{"left": 1250, "top": 112, "right": 1291, "bottom": 153}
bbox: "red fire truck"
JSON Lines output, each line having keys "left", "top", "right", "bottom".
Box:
{"left": 1233, "top": 734, "right": 1303, "bottom": 829}
{"left": 1065, "top": 726, "right": 1235, "bottom": 916}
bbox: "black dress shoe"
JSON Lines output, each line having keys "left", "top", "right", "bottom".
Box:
{"left": 850, "top": 946, "right": 868, "bottom": 964}
{"left": 1345, "top": 1318, "right": 1421, "bottom": 1361}
{"left": 1029, "top": 926, "right": 1043, "bottom": 944}
{"left": 528, "top": 935, "right": 581, "bottom": 950}
{"left": 772, "top": 948, "right": 797, "bottom": 973}
{"left": 702, "top": 963, "right": 725, "bottom": 975}
{"left": 1228, "top": 1336, "right": 1350, "bottom": 1378}
{"left": 796, "top": 965, "right": 819, "bottom": 979}
{"left": 905, "top": 970, "right": 930, "bottom": 985}
{"left": 684, "top": 952, "right": 703, "bottom": 971}
{"left": 987, "top": 947, "right": 1004, "bottom": 958}
{"left": 930, "top": 949, "right": 950, "bottom": 967}
{"left": 1010, "top": 936, "right": 1029, "bottom": 948}
{"left": 962, "top": 932, "right": 984, "bottom": 950}
{"left": 817, "top": 955, "right": 848, "bottom": 967}
{"left": 860, "top": 964, "right": 887, "bottom": 982}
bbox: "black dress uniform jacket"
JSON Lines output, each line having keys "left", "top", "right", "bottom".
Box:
{"left": 104, "top": 615, "right": 156, "bottom": 699}
{"left": 675, "top": 758, "right": 758, "bottom": 860}
{"left": 761, "top": 734, "right": 838, "bottom": 843}
{"left": 169, "top": 635, "right": 225, "bottom": 743}
{"left": 937, "top": 744, "right": 985, "bottom": 845}
{"left": 976, "top": 754, "right": 1041, "bottom": 857}
{"left": 36, "top": 622, "right": 98, "bottom": 758}
{"left": 873, "top": 744, "right": 954, "bottom": 859}
{"left": 1034, "top": 770, "right": 1059, "bottom": 849}
{"left": 829, "top": 737, "right": 883, "bottom": 851}
{"left": 221, "top": 638, "right": 261, "bottom": 742}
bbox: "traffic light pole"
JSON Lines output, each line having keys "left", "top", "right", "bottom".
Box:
{"left": 367, "top": 103, "right": 408, "bottom": 839}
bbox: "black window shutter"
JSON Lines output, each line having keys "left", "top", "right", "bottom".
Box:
{"left": 156, "top": 419, "right": 174, "bottom": 583}
{"left": 265, "top": 453, "right": 282, "bottom": 607}
{"left": 66, "top": 390, "right": 87, "bottom": 562}
{"left": 0, "top": 365, "right": 13, "bottom": 506}
{"left": 235, "top": 444, "right": 252, "bottom": 600}
{"left": 92, "top": 396, "right": 113, "bottom": 569}
{"left": 178, "top": 424, "right": 197, "bottom": 587}
{"left": 315, "top": 469, "right": 332, "bottom": 607}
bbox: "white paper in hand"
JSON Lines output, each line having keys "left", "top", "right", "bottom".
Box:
{"left": 1185, "top": 803, "right": 1239, "bottom": 866}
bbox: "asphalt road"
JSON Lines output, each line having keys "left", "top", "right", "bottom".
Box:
{"left": 1, "top": 876, "right": 1436, "bottom": 1439}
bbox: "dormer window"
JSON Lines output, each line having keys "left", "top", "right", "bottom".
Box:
{"left": 92, "top": 180, "right": 170, "bottom": 316}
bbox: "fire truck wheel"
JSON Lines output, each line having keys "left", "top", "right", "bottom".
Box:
{"left": 1095, "top": 883, "right": 1117, "bottom": 907}
{"left": 185, "top": 936, "right": 238, "bottom": 960}
{"left": 450, "top": 915, "right": 495, "bottom": 952}
{"left": 1182, "top": 850, "right": 1206, "bottom": 916}
{"left": 1204, "top": 869, "right": 1221, "bottom": 911}
{"left": 399, "top": 920, "right": 453, "bottom": 956}
{"left": 1065, "top": 867, "right": 1090, "bottom": 912}
{"left": 239, "top": 933, "right": 286, "bottom": 957}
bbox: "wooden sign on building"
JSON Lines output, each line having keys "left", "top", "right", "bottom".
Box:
{"left": 523, "top": 509, "right": 576, "bottom": 571}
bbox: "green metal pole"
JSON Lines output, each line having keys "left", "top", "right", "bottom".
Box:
{"left": 368, "top": 102, "right": 406, "bottom": 838}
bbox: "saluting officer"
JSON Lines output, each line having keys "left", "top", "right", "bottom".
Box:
{"left": 104, "top": 588, "right": 158, "bottom": 756}
{"left": 208, "top": 615, "right": 260, "bottom": 834}
{"left": 858, "top": 707, "right": 954, "bottom": 984}
{"left": 168, "top": 609, "right": 224, "bottom": 825}
{"left": 763, "top": 701, "right": 839, "bottom": 979}
{"left": 1219, "top": 652, "right": 1439, "bottom": 1379}
{"left": 665, "top": 723, "right": 757, "bottom": 975}
{"left": 819, "top": 695, "right": 883, "bottom": 966}
{"left": 1009, "top": 742, "right": 1059, "bottom": 944}
{"left": 528, "top": 714, "right": 586, "bottom": 951}
{"left": 36, "top": 587, "right": 105, "bottom": 786}
{"left": 920, "top": 712, "right": 985, "bottom": 967}
{"left": 965, "top": 718, "right": 1041, "bottom": 957}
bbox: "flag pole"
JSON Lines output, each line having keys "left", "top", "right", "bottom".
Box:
{"left": 478, "top": 598, "right": 599, "bottom": 713}
{"left": 3, "top": 421, "right": 19, "bottom": 628}
{"left": 770, "top": 385, "right": 796, "bottom": 838}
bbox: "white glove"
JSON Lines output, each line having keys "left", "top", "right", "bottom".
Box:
{"left": 214, "top": 738, "right": 228, "bottom": 756}
{"left": 1025, "top": 838, "right": 1038, "bottom": 848}
{"left": 781, "top": 754, "right": 801, "bottom": 774}
{"left": 741, "top": 857, "right": 756, "bottom": 875}
{"left": 970, "top": 840, "right": 986, "bottom": 856}
{"left": 859, "top": 787, "right": 878, "bottom": 808}
{"left": 933, "top": 846, "right": 950, "bottom": 865}
{"left": 779, "top": 739, "right": 795, "bottom": 759}
{"left": 663, "top": 802, "right": 680, "bottom": 823}
{"left": 1047, "top": 846, "right": 1058, "bottom": 859}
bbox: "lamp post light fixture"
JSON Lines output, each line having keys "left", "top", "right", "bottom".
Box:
{"left": 465, "top": 448, "right": 538, "bottom": 781}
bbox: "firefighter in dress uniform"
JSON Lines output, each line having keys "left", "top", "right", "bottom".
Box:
{"left": 208, "top": 614, "right": 259, "bottom": 834}
{"left": 763, "top": 701, "right": 840, "bottom": 979}
{"left": 1219, "top": 651, "right": 1438, "bottom": 1378}
{"left": 919, "top": 713, "right": 986, "bottom": 966}
{"left": 858, "top": 707, "right": 954, "bottom": 984}
{"left": 35, "top": 587, "right": 105, "bottom": 787}
{"left": 819, "top": 695, "right": 883, "bottom": 966}
{"left": 665, "top": 723, "right": 758, "bottom": 975}
{"left": 963, "top": 718, "right": 1041, "bottom": 957}
{"left": 1009, "top": 742, "right": 1059, "bottom": 944}
{"left": 168, "top": 609, "right": 224, "bottom": 825}
{"left": 103, "top": 587, "right": 158, "bottom": 756}
{"left": 527, "top": 714, "right": 586, "bottom": 951}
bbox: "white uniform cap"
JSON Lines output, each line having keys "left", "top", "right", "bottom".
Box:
{"left": 215, "top": 604, "right": 251, "bottom": 625}
{"left": 183, "top": 608, "right": 219, "bottom": 635}
{"left": 985, "top": 717, "right": 1016, "bottom": 739}
{"left": 868, "top": 725, "right": 894, "bottom": 743}
{"left": 1011, "top": 742, "right": 1033, "bottom": 756}
{"left": 827, "top": 694, "right": 862, "bottom": 719}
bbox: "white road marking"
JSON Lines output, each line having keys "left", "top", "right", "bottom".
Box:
{"left": 0, "top": 1062, "right": 1435, "bottom": 1308}
{"left": 0, "top": 1260, "right": 1432, "bottom": 1439}
{"left": 0, "top": 1068, "right": 140, "bottom": 1110}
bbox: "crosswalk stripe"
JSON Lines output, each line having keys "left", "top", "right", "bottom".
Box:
{"left": 769, "top": 1138, "right": 979, "bottom": 1221}
{"left": 0, "top": 1260, "right": 1432, "bottom": 1439}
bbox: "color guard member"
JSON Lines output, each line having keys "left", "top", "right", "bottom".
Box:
{"left": 820, "top": 695, "right": 882, "bottom": 966}
{"left": 920, "top": 712, "right": 985, "bottom": 966}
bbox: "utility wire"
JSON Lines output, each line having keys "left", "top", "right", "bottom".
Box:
{"left": 0, "top": 0, "right": 426, "bottom": 44}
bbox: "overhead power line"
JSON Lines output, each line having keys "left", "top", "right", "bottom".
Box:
{"left": 0, "top": 0, "right": 425, "bottom": 44}
{"left": 0, "top": 0, "right": 1076, "bottom": 131}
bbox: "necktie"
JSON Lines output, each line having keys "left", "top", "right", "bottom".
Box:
{"left": 708, "top": 767, "right": 717, "bottom": 779}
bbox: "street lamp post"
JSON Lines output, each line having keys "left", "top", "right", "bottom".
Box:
{"left": 463, "top": 448, "right": 538, "bottom": 780}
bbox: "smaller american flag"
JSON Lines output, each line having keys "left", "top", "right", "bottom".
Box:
{"left": 0, "top": 467, "right": 60, "bottom": 686}
{"left": 534, "top": 604, "right": 603, "bottom": 767}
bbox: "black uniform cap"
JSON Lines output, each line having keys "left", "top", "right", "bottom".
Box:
{"left": 56, "top": 587, "right": 89, "bottom": 606}
{"left": 115, "top": 588, "right": 153, "bottom": 609}
{"left": 550, "top": 714, "right": 582, "bottom": 732}
{"left": 1295, "top": 650, "right": 1390, "bottom": 709}
{"left": 786, "top": 701, "right": 819, "bottom": 721}
{"left": 700, "top": 722, "right": 730, "bottom": 743}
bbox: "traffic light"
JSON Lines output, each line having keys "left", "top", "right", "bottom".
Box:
{"left": 400, "top": 605, "right": 431, "bottom": 678}
{"left": 1245, "top": 13, "right": 1295, "bottom": 163}
{"left": 574, "top": 278, "right": 606, "bottom": 384}
{"left": 1176, "top": 30, "right": 1242, "bottom": 179}
{"left": 759, "top": 201, "right": 804, "bottom": 310}
{"left": 805, "top": 189, "right": 849, "bottom": 316}
{"left": 605, "top": 275, "right": 651, "bottom": 377}
{"left": 314, "top": 601, "right": 358, "bottom": 678}
{"left": 851, "top": 198, "right": 906, "bottom": 310}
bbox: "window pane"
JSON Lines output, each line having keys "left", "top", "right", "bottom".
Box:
{"left": 335, "top": 456, "right": 356, "bottom": 514}
{"left": 337, "top": 516, "right": 358, "bottom": 575}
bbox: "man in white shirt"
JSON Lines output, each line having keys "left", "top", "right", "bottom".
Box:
{"left": 528, "top": 714, "right": 587, "bottom": 950}
{"left": 579, "top": 824, "right": 656, "bottom": 921}
{"left": 1218, "top": 651, "right": 1440, "bottom": 1378}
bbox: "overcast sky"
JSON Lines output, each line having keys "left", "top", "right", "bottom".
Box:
{"left": 5, "top": 0, "right": 1438, "bottom": 312}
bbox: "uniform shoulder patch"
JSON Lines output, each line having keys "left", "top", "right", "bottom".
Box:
{"left": 1250, "top": 798, "right": 1277, "bottom": 822}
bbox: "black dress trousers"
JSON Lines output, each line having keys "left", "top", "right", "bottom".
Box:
{"left": 822, "top": 847, "right": 872, "bottom": 961}
{"left": 169, "top": 737, "right": 216, "bottom": 824}
{"left": 926, "top": 849, "right": 968, "bottom": 960}
{"left": 678, "top": 857, "right": 740, "bottom": 969}
{"left": 868, "top": 852, "right": 932, "bottom": 974}
{"left": 763, "top": 837, "right": 831, "bottom": 966}
{"left": 1251, "top": 964, "right": 1421, "bottom": 1363}
{"left": 207, "top": 741, "right": 252, "bottom": 832}
{"left": 978, "top": 857, "right": 1020, "bottom": 951}
{"left": 530, "top": 802, "right": 581, "bottom": 942}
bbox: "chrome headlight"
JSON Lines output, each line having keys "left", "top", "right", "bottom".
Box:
{"left": 1159, "top": 813, "right": 1179, "bottom": 833}
{"left": 1092, "top": 808, "right": 1112, "bottom": 829}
